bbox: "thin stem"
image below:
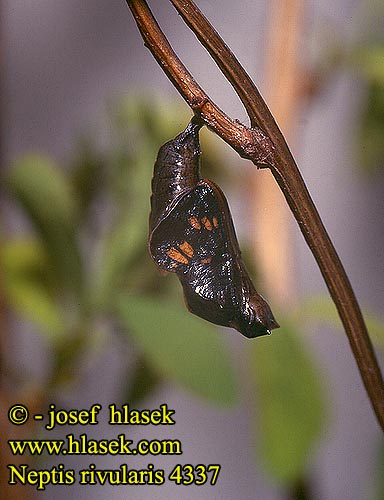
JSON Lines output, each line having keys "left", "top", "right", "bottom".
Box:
{"left": 169, "top": 0, "right": 287, "bottom": 138}
{"left": 125, "top": 0, "right": 384, "bottom": 430}
{"left": 126, "top": 0, "right": 276, "bottom": 165}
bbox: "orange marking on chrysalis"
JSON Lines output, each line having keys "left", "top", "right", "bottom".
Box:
{"left": 201, "top": 216, "right": 213, "bottom": 231}
{"left": 167, "top": 247, "right": 189, "bottom": 264}
{"left": 179, "top": 241, "right": 194, "bottom": 257}
{"left": 189, "top": 216, "right": 201, "bottom": 229}
{"left": 212, "top": 216, "right": 219, "bottom": 228}
{"left": 201, "top": 256, "right": 212, "bottom": 264}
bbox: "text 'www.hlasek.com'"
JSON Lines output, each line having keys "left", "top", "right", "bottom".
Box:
{"left": 6, "top": 403, "right": 221, "bottom": 490}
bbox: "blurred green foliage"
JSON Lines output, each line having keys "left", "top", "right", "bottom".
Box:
{"left": 353, "top": 4, "right": 384, "bottom": 175}
{"left": 353, "top": 43, "right": 384, "bottom": 173}
{"left": 374, "top": 442, "right": 384, "bottom": 500}
{"left": 117, "top": 294, "right": 236, "bottom": 405}
{"left": 310, "top": 2, "right": 384, "bottom": 175}
{"left": 8, "top": 155, "right": 83, "bottom": 296}
{"left": 250, "top": 323, "right": 325, "bottom": 483}
{"left": 2, "top": 95, "right": 383, "bottom": 489}
{"left": 300, "top": 295, "right": 384, "bottom": 349}
{"left": 3, "top": 96, "right": 235, "bottom": 405}
{"left": 327, "top": 2, "right": 384, "bottom": 175}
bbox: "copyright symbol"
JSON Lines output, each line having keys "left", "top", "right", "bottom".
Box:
{"left": 8, "top": 404, "right": 29, "bottom": 425}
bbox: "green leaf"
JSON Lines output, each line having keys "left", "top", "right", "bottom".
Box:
{"left": 250, "top": 324, "right": 325, "bottom": 483}
{"left": 94, "top": 151, "right": 152, "bottom": 306}
{"left": 353, "top": 44, "right": 384, "bottom": 84}
{"left": 358, "top": 80, "right": 384, "bottom": 172}
{"left": 1, "top": 239, "right": 66, "bottom": 342}
{"left": 1, "top": 237, "right": 50, "bottom": 284}
{"left": 374, "top": 442, "right": 384, "bottom": 500}
{"left": 116, "top": 294, "right": 237, "bottom": 405}
{"left": 301, "top": 295, "right": 384, "bottom": 349}
{"left": 7, "top": 282, "right": 66, "bottom": 343}
{"left": 94, "top": 213, "right": 146, "bottom": 308}
{"left": 7, "top": 154, "right": 83, "bottom": 295}
{"left": 111, "top": 94, "right": 189, "bottom": 148}
{"left": 96, "top": 100, "right": 185, "bottom": 305}
{"left": 125, "top": 358, "right": 162, "bottom": 407}
{"left": 69, "top": 139, "right": 105, "bottom": 221}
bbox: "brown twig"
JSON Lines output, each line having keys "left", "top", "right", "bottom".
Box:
{"left": 126, "top": 0, "right": 276, "bottom": 165}
{"left": 125, "top": 0, "right": 384, "bottom": 430}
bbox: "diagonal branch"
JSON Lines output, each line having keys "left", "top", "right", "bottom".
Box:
{"left": 126, "top": 0, "right": 276, "bottom": 167}
{"left": 125, "top": 0, "right": 384, "bottom": 430}
{"left": 169, "top": 0, "right": 274, "bottom": 131}
{"left": 169, "top": 0, "right": 295, "bottom": 166}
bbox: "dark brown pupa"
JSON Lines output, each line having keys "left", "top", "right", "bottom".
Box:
{"left": 149, "top": 117, "right": 279, "bottom": 338}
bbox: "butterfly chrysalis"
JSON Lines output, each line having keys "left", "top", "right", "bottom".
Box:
{"left": 149, "top": 117, "right": 279, "bottom": 338}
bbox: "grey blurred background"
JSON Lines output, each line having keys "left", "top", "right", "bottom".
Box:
{"left": 2, "top": 1, "right": 384, "bottom": 499}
